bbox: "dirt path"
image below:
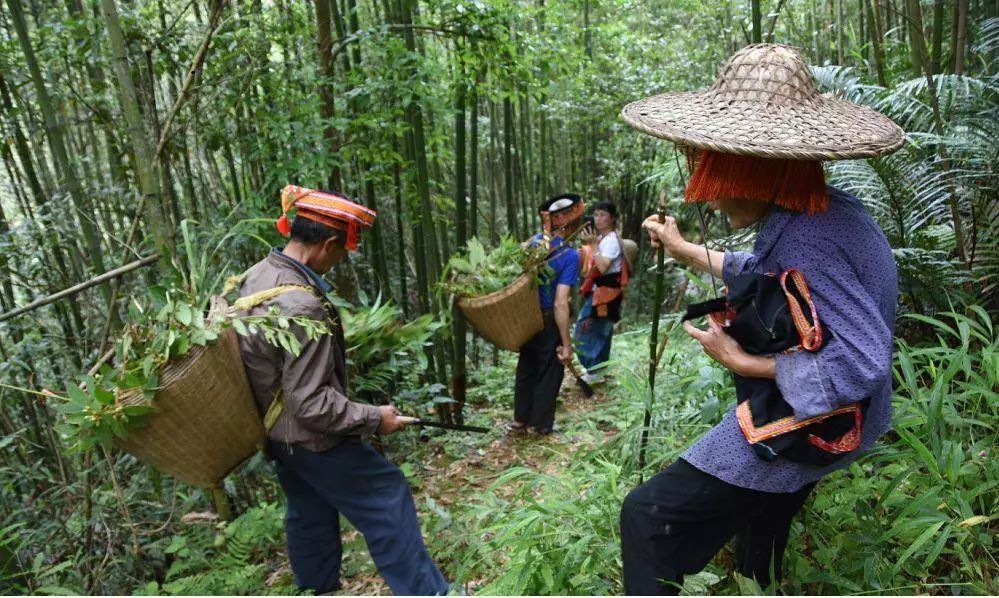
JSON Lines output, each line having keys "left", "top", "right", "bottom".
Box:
{"left": 338, "top": 377, "right": 619, "bottom": 595}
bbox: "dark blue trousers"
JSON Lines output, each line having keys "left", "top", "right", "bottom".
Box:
{"left": 621, "top": 459, "right": 814, "bottom": 594}
{"left": 573, "top": 296, "right": 615, "bottom": 372}
{"left": 514, "top": 310, "right": 564, "bottom": 431}
{"left": 270, "top": 438, "right": 448, "bottom": 595}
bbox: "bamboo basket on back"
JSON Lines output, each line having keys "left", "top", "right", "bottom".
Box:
{"left": 115, "top": 296, "right": 263, "bottom": 489}
{"left": 455, "top": 272, "right": 543, "bottom": 352}
{"left": 455, "top": 210, "right": 591, "bottom": 352}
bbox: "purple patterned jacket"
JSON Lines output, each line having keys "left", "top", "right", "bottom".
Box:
{"left": 683, "top": 186, "right": 899, "bottom": 493}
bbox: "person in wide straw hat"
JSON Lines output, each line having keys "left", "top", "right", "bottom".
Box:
{"left": 618, "top": 44, "right": 904, "bottom": 594}
{"left": 237, "top": 185, "right": 449, "bottom": 595}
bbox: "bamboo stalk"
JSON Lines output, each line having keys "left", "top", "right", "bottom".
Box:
{"left": 94, "top": 0, "right": 228, "bottom": 357}
{"left": 638, "top": 189, "right": 668, "bottom": 481}
{"left": 0, "top": 255, "right": 159, "bottom": 324}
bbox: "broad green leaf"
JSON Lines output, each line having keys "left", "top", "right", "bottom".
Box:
{"left": 231, "top": 318, "right": 248, "bottom": 336}
{"left": 176, "top": 303, "right": 193, "bottom": 326}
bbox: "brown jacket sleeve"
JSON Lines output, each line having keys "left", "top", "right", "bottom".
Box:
{"left": 280, "top": 299, "right": 382, "bottom": 437}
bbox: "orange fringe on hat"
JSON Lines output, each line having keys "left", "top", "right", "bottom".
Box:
{"left": 684, "top": 151, "right": 829, "bottom": 215}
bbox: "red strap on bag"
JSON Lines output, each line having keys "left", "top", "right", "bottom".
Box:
{"left": 779, "top": 268, "right": 823, "bottom": 351}
{"left": 737, "top": 400, "right": 863, "bottom": 454}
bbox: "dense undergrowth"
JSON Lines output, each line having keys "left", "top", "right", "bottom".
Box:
{"left": 52, "top": 306, "right": 993, "bottom": 596}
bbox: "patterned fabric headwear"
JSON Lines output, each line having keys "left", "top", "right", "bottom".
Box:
{"left": 277, "top": 185, "right": 377, "bottom": 251}
{"left": 538, "top": 193, "right": 585, "bottom": 230}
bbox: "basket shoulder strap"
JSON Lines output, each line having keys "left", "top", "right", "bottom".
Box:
{"left": 262, "top": 388, "right": 284, "bottom": 433}
{"left": 232, "top": 284, "right": 316, "bottom": 312}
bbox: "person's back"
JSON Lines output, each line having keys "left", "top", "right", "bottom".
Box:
{"left": 238, "top": 249, "right": 373, "bottom": 451}
{"left": 529, "top": 233, "right": 580, "bottom": 309}
{"left": 511, "top": 194, "right": 583, "bottom": 435}
{"left": 769, "top": 185, "right": 898, "bottom": 444}
{"left": 236, "top": 185, "right": 448, "bottom": 596}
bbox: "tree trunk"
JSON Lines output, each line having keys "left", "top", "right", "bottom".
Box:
{"left": 100, "top": 0, "right": 171, "bottom": 254}
{"left": 142, "top": 49, "right": 183, "bottom": 228}
{"left": 0, "top": 187, "right": 19, "bottom": 323}
{"left": 809, "top": 0, "right": 823, "bottom": 63}
{"left": 8, "top": 0, "right": 111, "bottom": 299}
{"left": 452, "top": 54, "right": 468, "bottom": 422}
{"left": 315, "top": 0, "right": 343, "bottom": 191}
{"left": 469, "top": 70, "right": 480, "bottom": 239}
{"left": 503, "top": 95, "right": 516, "bottom": 238}
{"left": 400, "top": 1, "right": 441, "bottom": 289}
{"left": 907, "top": 0, "right": 926, "bottom": 76}
{"left": 328, "top": 0, "right": 352, "bottom": 74}
{"left": 489, "top": 99, "right": 500, "bottom": 243}
{"left": 867, "top": 0, "right": 889, "bottom": 85}
{"left": 520, "top": 93, "right": 535, "bottom": 231}
{"left": 538, "top": 94, "right": 549, "bottom": 198}
{"left": 837, "top": 0, "right": 845, "bottom": 64}
{"left": 859, "top": 0, "right": 866, "bottom": 60}
{"left": 0, "top": 73, "right": 45, "bottom": 200}
{"left": 345, "top": 0, "right": 363, "bottom": 69}
{"left": 828, "top": 0, "right": 837, "bottom": 61}
{"left": 931, "top": 0, "right": 944, "bottom": 74}
{"left": 953, "top": 0, "right": 968, "bottom": 74}
{"left": 222, "top": 140, "right": 243, "bottom": 204}
{"left": 751, "top": 0, "right": 762, "bottom": 43}
{"left": 393, "top": 161, "right": 409, "bottom": 317}
{"left": 513, "top": 97, "right": 529, "bottom": 236}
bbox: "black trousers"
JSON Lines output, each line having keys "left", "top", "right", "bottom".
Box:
{"left": 620, "top": 459, "right": 814, "bottom": 595}
{"left": 514, "top": 311, "right": 564, "bottom": 432}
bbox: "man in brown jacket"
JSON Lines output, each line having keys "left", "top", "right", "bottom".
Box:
{"left": 238, "top": 185, "right": 449, "bottom": 595}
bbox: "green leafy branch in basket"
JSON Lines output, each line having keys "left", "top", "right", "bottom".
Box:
{"left": 56, "top": 290, "right": 330, "bottom": 452}
{"left": 438, "top": 236, "right": 554, "bottom": 298}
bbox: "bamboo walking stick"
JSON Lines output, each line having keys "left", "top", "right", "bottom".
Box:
{"left": 638, "top": 189, "right": 669, "bottom": 482}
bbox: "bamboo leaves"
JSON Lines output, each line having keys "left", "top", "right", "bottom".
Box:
{"left": 341, "top": 297, "right": 442, "bottom": 397}
{"left": 439, "top": 236, "right": 550, "bottom": 297}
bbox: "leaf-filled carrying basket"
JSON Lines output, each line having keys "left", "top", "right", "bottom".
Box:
{"left": 115, "top": 296, "right": 264, "bottom": 488}
{"left": 455, "top": 272, "right": 544, "bottom": 352}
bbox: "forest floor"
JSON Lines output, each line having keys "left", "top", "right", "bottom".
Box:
{"left": 338, "top": 357, "right": 622, "bottom": 595}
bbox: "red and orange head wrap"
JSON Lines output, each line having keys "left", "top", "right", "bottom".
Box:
{"left": 684, "top": 151, "right": 829, "bottom": 215}
{"left": 277, "top": 185, "right": 377, "bottom": 251}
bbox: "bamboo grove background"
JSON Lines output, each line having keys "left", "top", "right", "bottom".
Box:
{"left": 0, "top": 0, "right": 996, "bottom": 593}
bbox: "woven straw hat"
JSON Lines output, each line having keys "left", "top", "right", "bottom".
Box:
{"left": 621, "top": 44, "right": 905, "bottom": 160}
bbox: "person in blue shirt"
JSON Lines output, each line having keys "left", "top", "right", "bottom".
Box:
{"left": 511, "top": 194, "right": 584, "bottom": 435}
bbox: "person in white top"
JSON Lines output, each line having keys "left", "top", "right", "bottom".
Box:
{"left": 574, "top": 201, "right": 629, "bottom": 383}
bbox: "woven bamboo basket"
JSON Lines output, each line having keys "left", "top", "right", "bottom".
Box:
{"left": 115, "top": 297, "right": 263, "bottom": 488}
{"left": 456, "top": 273, "right": 543, "bottom": 352}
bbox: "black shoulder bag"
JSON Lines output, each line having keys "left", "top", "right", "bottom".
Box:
{"left": 683, "top": 269, "right": 866, "bottom": 466}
